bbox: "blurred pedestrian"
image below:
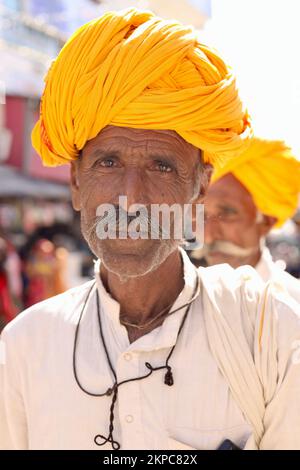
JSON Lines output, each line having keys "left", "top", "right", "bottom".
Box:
{"left": 23, "top": 238, "right": 67, "bottom": 307}
{"left": 0, "top": 237, "right": 21, "bottom": 331}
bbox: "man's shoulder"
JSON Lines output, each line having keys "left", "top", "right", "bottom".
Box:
{"left": 199, "top": 262, "right": 299, "bottom": 310}
{"left": 199, "top": 262, "right": 262, "bottom": 280}
{"left": 1, "top": 280, "right": 95, "bottom": 344}
{"left": 274, "top": 267, "right": 300, "bottom": 303}
{"left": 198, "top": 263, "right": 265, "bottom": 300}
{"left": 198, "top": 262, "right": 300, "bottom": 346}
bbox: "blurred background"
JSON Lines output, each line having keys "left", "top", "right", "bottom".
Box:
{"left": 0, "top": 0, "right": 299, "bottom": 328}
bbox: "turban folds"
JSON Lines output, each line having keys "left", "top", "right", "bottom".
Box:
{"left": 211, "top": 137, "right": 300, "bottom": 227}
{"left": 32, "top": 8, "right": 252, "bottom": 168}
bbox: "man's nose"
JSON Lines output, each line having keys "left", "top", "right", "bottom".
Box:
{"left": 119, "top": 168, "right": 148, "bottom": 209}
{"left": 204, "top": 215, "right": 221, "bottom": 245}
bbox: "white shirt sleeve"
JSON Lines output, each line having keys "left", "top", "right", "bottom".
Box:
{"left": 0, "top": 328, "right": 28, "bottom": 450}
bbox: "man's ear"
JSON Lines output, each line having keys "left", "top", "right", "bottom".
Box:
{"left": 195, "top": 163, "right": 214, "bottom": 204}
{"left": 258, "top": 214, "right": 278, "bottom": 237}
{"left": 70, "top": 161, "right": 81, "bottom": 211}
{"left": 191, "top": 163, "right": 213, "bottom": 229}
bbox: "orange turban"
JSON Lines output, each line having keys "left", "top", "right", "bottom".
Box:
{"left": 212, "top": 137, "right": 300, "bottom": 227}
{"left": 31, "top": 7, "right": 252, "bottom": 169}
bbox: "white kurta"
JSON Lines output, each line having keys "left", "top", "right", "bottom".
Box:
{"left": 0, "top": 249, "right": 300, "bottom": 450}
{"left": 256, "top": 247, "right": 300, "bottom": 303}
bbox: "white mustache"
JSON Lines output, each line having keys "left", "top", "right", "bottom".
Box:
{"left": 202, "top": 240, "right": 257, "bottom": 258}
{"left": 93, "top": 205, "right": 166, "bottom": 239}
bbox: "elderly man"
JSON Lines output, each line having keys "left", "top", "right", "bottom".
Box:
{"left": 1, "top": 9, "right": 300, "bottom": 451}
{"left": 202, "top": 137, "right": 300, "bottom": 302}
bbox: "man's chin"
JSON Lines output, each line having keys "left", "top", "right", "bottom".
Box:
{"left": 205, "top": 252, "right": 238, "bottom": 268}
{"left": 94, "top": 238, "right": 176, "bottom": 279}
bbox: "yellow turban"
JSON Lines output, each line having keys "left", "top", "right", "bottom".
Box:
{"left": 31, "top": 7, "right": 252, "bottom": 168}
{"left": 211, "top": 137, "right": 300, "bottom": 227}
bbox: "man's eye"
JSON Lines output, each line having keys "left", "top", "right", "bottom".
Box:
{"left": 156, "top": 161, "right": 173, "bottom": 173}
{"left": 100, "top": 158, "right": 115, "bottom": 168}
{"left": 95, "top": 158, "right": 117, "bottom": 168}
{"left": 221, "top": 207, "right": 238, "bottom": 216}
{"left": 216, "top": 208, "right": 239, "bottom": 221}
{"left": 204, "top": 208, "right": 238, "bottom": 222}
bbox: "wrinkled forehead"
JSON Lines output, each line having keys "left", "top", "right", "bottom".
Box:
{"left": 83, "top": 125, "right": 196, "bottom": 151}
{"left": 82, "top": 125, "right": 201, "bottom": 162}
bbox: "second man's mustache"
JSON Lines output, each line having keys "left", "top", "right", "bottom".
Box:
{"left": 202, "top": 240, "right": 258, "bottom": 258}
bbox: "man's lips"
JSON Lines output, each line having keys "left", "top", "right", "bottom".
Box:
{"left": 116, "top": 231, "right": 151, "bottom": 239}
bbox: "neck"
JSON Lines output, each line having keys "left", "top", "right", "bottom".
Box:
{"left": 248, "top": 247, "right": 263, "bottom": 268}
{"left": 100, "top": 249, "right": 184, "bottom": 327}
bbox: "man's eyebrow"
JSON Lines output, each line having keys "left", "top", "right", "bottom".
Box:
{"left": 217, "top": 203, "right": 239, "bottom": 211}
{"left": 147, "top": 151, "right": 185, "bottom": 165}
{"left": 88, "top": 148, "right": 120, "bottom": 159}
{"left": 147, "top": 153, "right": 177, "bottom": 160}
{"left": 88, "top": 148, "right": 179, "bottom": 161}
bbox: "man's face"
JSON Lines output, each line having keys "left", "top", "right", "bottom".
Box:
{"left": 71, "top": 126, "right": 209, "bottom": 279}
{"left": 203, "top": 173, "right": 275, "bottom": 268}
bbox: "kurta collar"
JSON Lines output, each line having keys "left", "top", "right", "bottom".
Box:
{"left": 93, "top": 247, "right": 198, "bottom": 351}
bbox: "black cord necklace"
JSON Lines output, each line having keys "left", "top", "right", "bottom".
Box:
{"left": 73, "top": 271, "right": 200, "bottom": 450}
